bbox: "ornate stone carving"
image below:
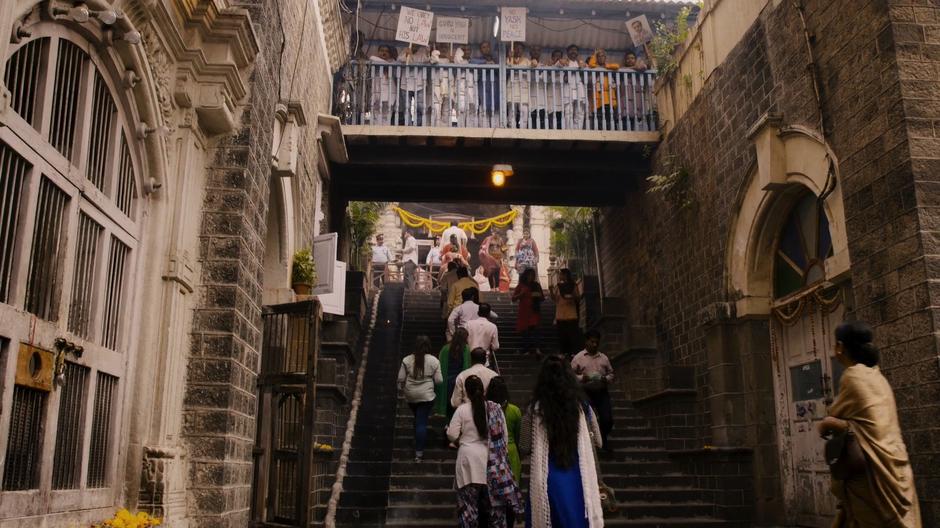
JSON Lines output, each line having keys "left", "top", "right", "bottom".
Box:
{"left": 140, "top": 23, "right": 175, "bottom": 130}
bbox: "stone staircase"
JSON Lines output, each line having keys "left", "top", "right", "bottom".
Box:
{"left": 338, "top": 287, "right": 729, "bottom": 527}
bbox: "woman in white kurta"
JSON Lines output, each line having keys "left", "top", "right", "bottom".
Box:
{"left": 447, "top": 375, "right": 510, "bottom": 527}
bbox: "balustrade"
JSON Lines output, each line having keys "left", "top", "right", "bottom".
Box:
{"left": 335, "top": 60, "right": 658, "bottom": 132}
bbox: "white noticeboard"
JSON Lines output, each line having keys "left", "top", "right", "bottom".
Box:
{"left": 396, "top": 6, "right": 434, "bottom": 47}
{"left": 500, "top": 7, "right": 526, "bottom": 42}
{"left": 312, "top": 233, "right": 338, "bottom": 295}
{"left": 436, "top": 17, "right": 469, "bottom": 44}
{"left": 319, "top": 261, "right": 347, "bottom": 316}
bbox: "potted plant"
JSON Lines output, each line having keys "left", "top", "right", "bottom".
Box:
{"left": 291, "top": 248, "right": 317, "bottom": 295}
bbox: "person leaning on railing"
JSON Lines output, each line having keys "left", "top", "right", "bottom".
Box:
{"left": 470, "top": 41, "right": 499, "bottom": 127}
{"left": 619, "top": 49, "right": 649, "bottom": 132}
{"left": 557, "top": 45, "right": 588, "bottom": 130}
{"left": 506, "top": 44, "right": 531, "bottom": 129}
{"left": 398, "top": 45, "right": 429, "bottom": 126}
{"left": 368, "top": 45, "right": 396, "bottom": 125}
{"left": 587, "top": 49, "right": 620, "bottom": 131}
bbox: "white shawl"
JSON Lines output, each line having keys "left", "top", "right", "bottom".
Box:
{"left": 530, "top": 407, "right": 604, "bottom": 528}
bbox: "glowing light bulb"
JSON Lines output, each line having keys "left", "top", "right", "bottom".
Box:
{"left": 492, "top": 170, "right": 506, "bottom": 187}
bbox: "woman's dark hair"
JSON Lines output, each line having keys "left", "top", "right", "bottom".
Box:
{"left": 531, "top": 355, "right": 583, "bottom": 468}
{"left": 486, "top": 376, "right": 509, "bottom": 406}
{"left": 412, "top": 335, "right": 431, "bottom": 379}
{"left": 449, "top": 328, "right": 469, "bottom": 366}
{"left": 465, "top": 375, "right": 488, "bottom": 438}
{"left": 557, "top": 268, "right": 575, "bottom": 296}
{"left": 835, "top": 321, "right": 880, "bottom": 367}
{"left": 520, "top": 268, "right": 536, "bottom": 286}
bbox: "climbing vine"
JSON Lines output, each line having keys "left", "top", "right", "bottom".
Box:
{"left": 646, "top": 155, "right": 694, "bottom": 211}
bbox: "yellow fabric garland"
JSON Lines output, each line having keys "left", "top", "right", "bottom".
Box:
{"left": 392, "top": 207, "right": 517, "bottom": 236}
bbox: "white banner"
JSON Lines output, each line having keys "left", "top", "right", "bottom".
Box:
{"left": 396, "top": 6, "right": 434, "bottom": 47}
{"left": 436, "top": 16, "right": 469, "bottom": 44}
{"left": 500, "top": 7, "right": 526, "bottom": 42}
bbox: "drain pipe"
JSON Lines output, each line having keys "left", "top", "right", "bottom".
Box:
{"left": 324, "top": 290, "right": 382, "bottom": 527}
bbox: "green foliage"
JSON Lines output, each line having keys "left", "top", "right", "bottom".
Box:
{"left": 648, "top": 6, "right": 693, "bottom": 79}
{"left": 291, "top": 248, "right": 317, "bottom": 285}
{"left": 646, "top": 155, "right": 694, "bottom": 211}
{"left": 549, "top": 207, "right": 596, "bottom": 276}
{"left": 347, "top": 201, "right": 388, "bottom": 270}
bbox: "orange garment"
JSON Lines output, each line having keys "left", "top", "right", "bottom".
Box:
{"left": 588, "top": 56, "right": 620, "bottom": 110}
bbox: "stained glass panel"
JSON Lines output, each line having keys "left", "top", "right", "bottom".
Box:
{"left": 774, "top": 192, "right": 836, "bottom": 298}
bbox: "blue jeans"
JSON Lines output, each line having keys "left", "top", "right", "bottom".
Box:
{"left": 409, "top": 401, "right": 434, "bottom": 455}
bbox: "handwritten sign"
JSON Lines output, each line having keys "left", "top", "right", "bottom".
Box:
{"left": 436, "top": 16, "right": 469, "bottom": 44}
{"left": 626, "top": 15, "right": 654, "bottom": 47}
{"left": 396, "top": 6, "right": 434, "bottom": 46}
{"left": 500, "top": 7, "right": 526, "bottom": 42}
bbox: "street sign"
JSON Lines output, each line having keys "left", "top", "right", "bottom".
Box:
{"left": 500, "top": 7, "right": 526, "bottom": 42}
{"left": 396, "top": 6, "right": 434, "bottom": 47}
{"left": 436, "top": 16, "right": 469, "bottom": 44}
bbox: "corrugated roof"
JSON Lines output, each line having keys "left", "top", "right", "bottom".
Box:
{"left": 351, "top": 5, "right": 696, "bottom": 54}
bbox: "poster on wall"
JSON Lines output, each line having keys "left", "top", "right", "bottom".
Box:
{"left": 396, "top": 6, "right": 434, "bottom": 46}
{"left": 436, "top": 16, "right": 470, "bottom": 44}
{"left": 500, "top": 7, "right": 526, "bottom": 42}
{"left": 626, "top": 15, "right": 654, "bottom": 47}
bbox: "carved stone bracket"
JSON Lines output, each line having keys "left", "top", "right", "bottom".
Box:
{"left": 698, "top": 301, "right": 736, "bottom": 327}
{"left": 272, "top": 100, "right": 308, "bottom": 177}
{"left": 163, "top": 251, "right": 195, "bottom": 293}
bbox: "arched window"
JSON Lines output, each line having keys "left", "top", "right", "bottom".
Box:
{"left": 0, "top": 26, "right": 141, "bottom": 515}
{"left": 774, "top": 192, "right": 833, "bottom": 299}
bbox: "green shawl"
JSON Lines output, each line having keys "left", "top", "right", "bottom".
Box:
{"left": 434, "top": 344, "right": 470, "bottom": 416}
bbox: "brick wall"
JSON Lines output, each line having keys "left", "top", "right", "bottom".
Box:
{"left": 184, "top": 0, "right": 280, "bottom": 525}
{"left": 598, "top": 0, "right": 940, "bottom": 524}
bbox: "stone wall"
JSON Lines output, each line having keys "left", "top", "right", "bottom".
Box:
{"left": 183, "top": 0, "right": 280, "bottom": 524}
{"left": 598, "top": 0, "right": 940, "bottom": 524}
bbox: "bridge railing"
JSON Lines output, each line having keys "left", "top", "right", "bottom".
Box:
{"left": 334, "top": 60, "right": 658, "bottom": 133}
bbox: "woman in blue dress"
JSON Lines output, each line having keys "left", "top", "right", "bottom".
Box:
{"left": 521, "top": 355, "right": 604, "bottom": 527}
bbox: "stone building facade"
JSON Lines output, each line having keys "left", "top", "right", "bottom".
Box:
{"left": 597, "top": 0, "right": 940, "bottom": 525}
{"left": 0, "top": 1, "right": 346, "bottom": 526}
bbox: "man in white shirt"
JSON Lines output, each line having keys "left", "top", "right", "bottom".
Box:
{"left": 450, "top": 348, "right": 498, "bottom": 408}
{"left": 402, "top": 231, "right": 419, "bottom": 289}
{"left": 371, "top": 234, "right": 392, "bottom": 286}
{"left": 466, "top": 304, "right": 499, "bottom": 369}
{"left": 448, "top": 289, "right": 499, "bottom": 339}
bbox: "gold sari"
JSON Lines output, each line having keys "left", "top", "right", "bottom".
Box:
{"left": 828, "top": 364, "right": 921, "bottom": 528}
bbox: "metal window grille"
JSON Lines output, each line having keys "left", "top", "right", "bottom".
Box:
{"left": 2, "top": 385, "right": 46, "bottom": 491}
{"left": 3, "top": 38, "right": 46, "bottom": 127}
{"left": 24, "top": 177, "right": 70, "bottom": 321}
{"left": 67, "top": 213, "right": 103, "bottom": 338}
{"left": 0, "top": 141, "right": 30, "bottom": 303}
{"left": 114, "top": 134, "right": 135, "bottom": 217}
{"left": 52, "top": 362, "right": 89, "bottom": 490}
{"left": 49, "top": 40, "right": 85, "bottom": 161}
{"left": 100, "top": 237, "right": 129, "bottom": 350}
{"left": 86, "top": 72, "right": 116, "bottom": 193}
{"left": 86, "top": 372, "right": 116, "bottom": 488}
{"left": 273, "top": 394, "right": 302, "bottom": 521}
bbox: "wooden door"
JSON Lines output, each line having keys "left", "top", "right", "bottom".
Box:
{"left": 772, "top": 295, "right": 843, "bottom": 527}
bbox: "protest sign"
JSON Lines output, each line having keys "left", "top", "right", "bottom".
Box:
{"left": 436, "top": 16, "right": 469, "bottom": 44}
{"left": 396, "top": 6, "right": 434, "bottom": 46}
{"left": 500, "top": 7, "right": 526, "bottom": 42}
{"left": 626, "top": 15, "right": 654, "bottom": 47}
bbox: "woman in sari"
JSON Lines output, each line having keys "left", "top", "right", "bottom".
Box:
{"left": 818, "top": 321, "right": 921, "bottom": 528}
{"left": 435, "top": 327, "right": 471, "bottom": 419}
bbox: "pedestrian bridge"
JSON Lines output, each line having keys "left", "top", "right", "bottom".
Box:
{"left": 330, "top": 61, "right": 659, "bottom": 207}
{"left": 336, "top": 61, "right": 660, "bottom": 143}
